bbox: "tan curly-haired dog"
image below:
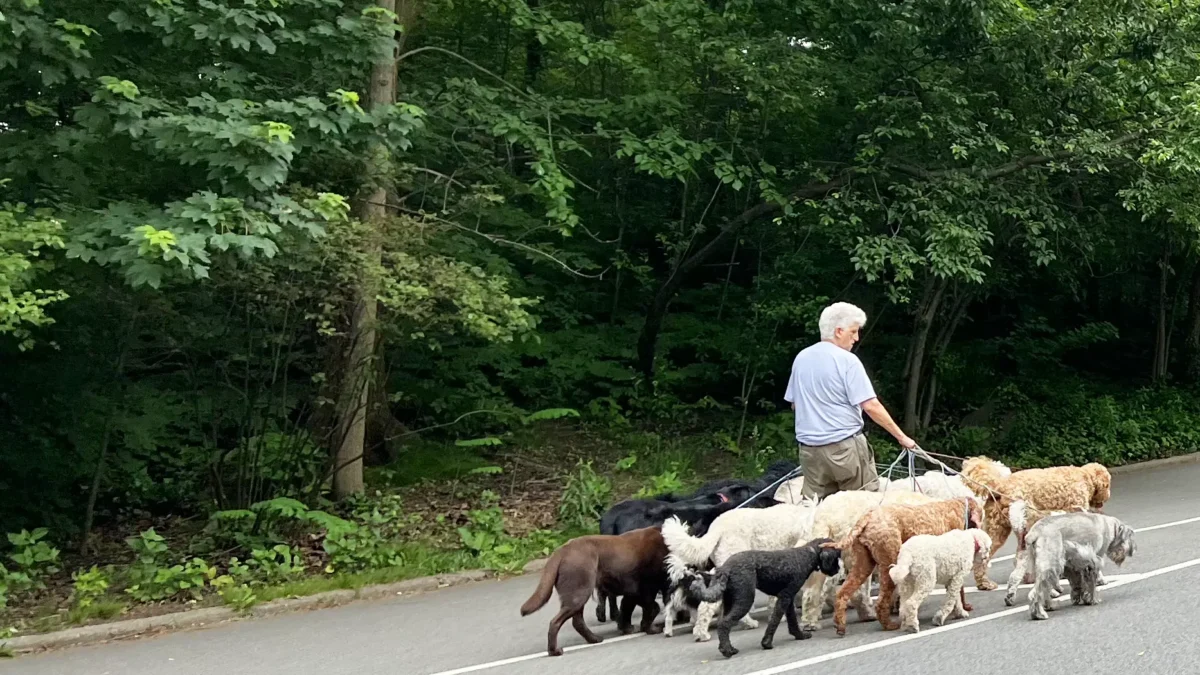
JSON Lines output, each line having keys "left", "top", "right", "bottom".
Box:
{"left": 822, "top": 497, "right": 984, "bottom": 636}
{"left": 960, "top": 456, "right": 1111, "bottom": 590}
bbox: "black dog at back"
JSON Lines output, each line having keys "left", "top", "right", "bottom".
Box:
{"left": 595, "top": 490, "right": 740, "bottom": 622}
{"left": 594, "top": 459, "right": 802, "bottom": 622}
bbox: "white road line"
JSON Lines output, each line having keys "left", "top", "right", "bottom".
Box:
{"left": 739, "top": 556, "right": 1200, "bottom": 675}
{"left": 1131, "top": 515, "right": 1200, "bottom": 532}
{"left": 423, "top": 513, "right": 1200, "bottom": 675}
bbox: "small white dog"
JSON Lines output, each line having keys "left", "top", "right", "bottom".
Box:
{"left": 798, "top": 489, "right": 938, "bottom": 630}
{"left": 660, "top": 499, "right": 818, "bottom": 641}
{"left": 888, "top": 528, "right": 993, "bottom": 632}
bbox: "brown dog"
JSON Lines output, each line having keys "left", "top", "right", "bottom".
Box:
{"left": 961, "top": 457, "right": 1111, "bottom": 589}
{"left": 823, "top": 497, "right": 984, "bottom": 636}
{"left": 520, "top": 526, "right": 668, "bottom": 656}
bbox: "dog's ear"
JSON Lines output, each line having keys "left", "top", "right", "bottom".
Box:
{"left": 818, "top": 546, "right": 842, "bottom": 575}
{"left": 1106, "top": 522, "right": 1135, "bottom": 564}
{"left": 1084, "top": 463, "right": 1112, "bottom": 507}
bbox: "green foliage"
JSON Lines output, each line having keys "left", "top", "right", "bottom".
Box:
{"left": 633, "top": 471, "right": 685, "bottom": 499}
{"left": 456, "top": 491, "right": 508, "bottom": 556}
{"left": 995, "top": 380, "right": 1200, "bottom": 468}
{"left": 124, "top": 529, "right": 217, "bottom": 602}
{"left": 215, "top": 581, "right": 258, "bottom": 612}
{"left": 0, "top": 202, "right": 67, "bottom": 350}
{"left": 245, "top": 545, "right": 306, "bottom": 585}
{"left": 71, "top": 566, "right": 110, "bottom": 610}
{"left": 557, "top": 461, "right": 611, "bottom": 531}
{"left": 7, "top": 528, "right": 60, "bottom": 583}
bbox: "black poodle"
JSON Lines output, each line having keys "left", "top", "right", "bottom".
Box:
{"left": 683, "top": 537, "right": 840, "bottom": 659}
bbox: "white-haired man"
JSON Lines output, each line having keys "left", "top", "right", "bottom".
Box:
{"left": 784, "top": 301, "right": 916, "bottom": 500}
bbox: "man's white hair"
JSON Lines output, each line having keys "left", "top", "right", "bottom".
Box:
{"left": 819, "top": 302, "right": 868, "bottom": 340}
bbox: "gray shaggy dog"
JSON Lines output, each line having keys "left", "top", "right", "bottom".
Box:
{"left": 682, "top": 538, "right": 841, "bottom": 659}
{"left": 1018, "top": 511, "right": 1136, "bottom": 620}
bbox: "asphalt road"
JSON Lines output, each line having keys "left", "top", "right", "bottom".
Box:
{"left": 8, "top": 461, "right": 1200, "bottom": 675}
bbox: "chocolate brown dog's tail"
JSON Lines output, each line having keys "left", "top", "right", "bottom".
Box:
{"left": 520, "top": 547, "right": 564, "bottom": 616}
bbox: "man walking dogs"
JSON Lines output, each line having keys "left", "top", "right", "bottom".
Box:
{"left": 784, "top": 302, "right": 916, "bottom": 500}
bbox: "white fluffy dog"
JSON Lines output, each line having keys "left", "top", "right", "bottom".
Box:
{"left": 798, "top": 489, "right": 938, "bottom": 630}
{"left": 878, "top": 470, "right": 978, "bottom": 500}
{"left": 660, "top": 499, "right": 818, "bottom": 641}
{"left": 888, "top": 528, "right": 993, "bottom": 632}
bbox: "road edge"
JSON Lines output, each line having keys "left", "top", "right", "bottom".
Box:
{"left": 5, "top": 450, "right": 1193, "bottom": 655}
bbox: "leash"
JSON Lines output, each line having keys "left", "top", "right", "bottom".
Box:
{"left": 730, "top": 465, "right": 805, "bottom": 511}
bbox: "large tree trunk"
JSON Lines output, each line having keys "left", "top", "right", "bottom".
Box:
{"left": 915, "top": 291, "right": 971, "bottom": 431}
{"left": 902, "top": 277, "right": 947, "bottom": 433}
{"left": 333, "top": 0, "right": 399, "bottom": 500}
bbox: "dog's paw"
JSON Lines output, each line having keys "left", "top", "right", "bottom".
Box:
{"left": 549, "top": 647, "right": 564, "bottom": 657}
{"left": 793, "top": 630, "right": 812, "bottom": 641}
{"left": 643, "top": 624, "right": 663, "bottom": 635}
{"left": 694, "top": 631, "right": 712, "bottom": 643}
{"left": 720, "top": 646, "right": 739, "bottom": 659}
{"left": 801, "top": 623, "right": 819, "bottom": 632}
{"left": 961, "top": 601, "right": 973, "bottom": 612}
{"left": 1096, "top": 575, "right": 1109, "bottom": 587}
{"left": 1049, "top": 587, "right": 1062, "bottom": 599}
{"left": 740, "top": 616, "right": 759, "bottom": 629}
{"left": 760, "top": 639, "right": 774, "bottom": 651}
{"left": 904, "top": 623, "right": 920, "bottom": 634}
{"left": 976, "top": 579, "right": 998, "bottom": 591}
{"left": 618, "top": 624, "right": 636, "bottom": 635}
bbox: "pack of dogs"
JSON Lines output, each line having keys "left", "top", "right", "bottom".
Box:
{"left": 520, "top": 455, "right": 1133, "bottom": 658}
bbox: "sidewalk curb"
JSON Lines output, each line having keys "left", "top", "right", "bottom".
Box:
{"left": 5, "top": 451, "right": 1194, "bottom": 655}
{"left": 1, "top": 566, "right": 526, "bottom": 654}
{"left": 1109, "top": 452, "right": 1200, "bottom": 475}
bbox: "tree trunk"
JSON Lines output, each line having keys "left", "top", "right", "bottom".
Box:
{"left": 333, "top": 0, "right": 399, "bottom": 500}
{"left": 80, "top": 309, "right": 138, "bottom": 554}
{"left": 902, "top": 277, "right": 947, "bottom": 433}
{"left": 524, "top": 0, "right": 543, "bottom": 86}
{"left": 1153, "top": 250, "right": 1171, "bottom": 382}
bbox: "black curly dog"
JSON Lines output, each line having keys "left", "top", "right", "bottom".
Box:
{"left": 684, "top": 538, "right": 840, "bottom": 659}
{"left": 595, "top": 459, "right": 801, "bottom": 622}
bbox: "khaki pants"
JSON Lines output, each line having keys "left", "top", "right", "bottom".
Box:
{"left": 799, "top": 433, "right": 879, "bottom": 501}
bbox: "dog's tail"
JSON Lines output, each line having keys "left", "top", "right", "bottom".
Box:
{"left": 665, "top": 552, "right": 692, "bottom": 584}
{"left": 685, "top": 568, "right": 728, "bottom": 604}
{"left": 888, "top": 547, "right": 914, "bottom": 585}
{"left": 827, "top": 511, "right": 871, "bottom": 551}
{"left": 1009, "top": 499, "right": 1028, "bottom": 538}
{"left": 520, "top": 546, "right": 564, "bottom": 616}
{"left": 661, "top": 515, "right": 721, "bottom": 566}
